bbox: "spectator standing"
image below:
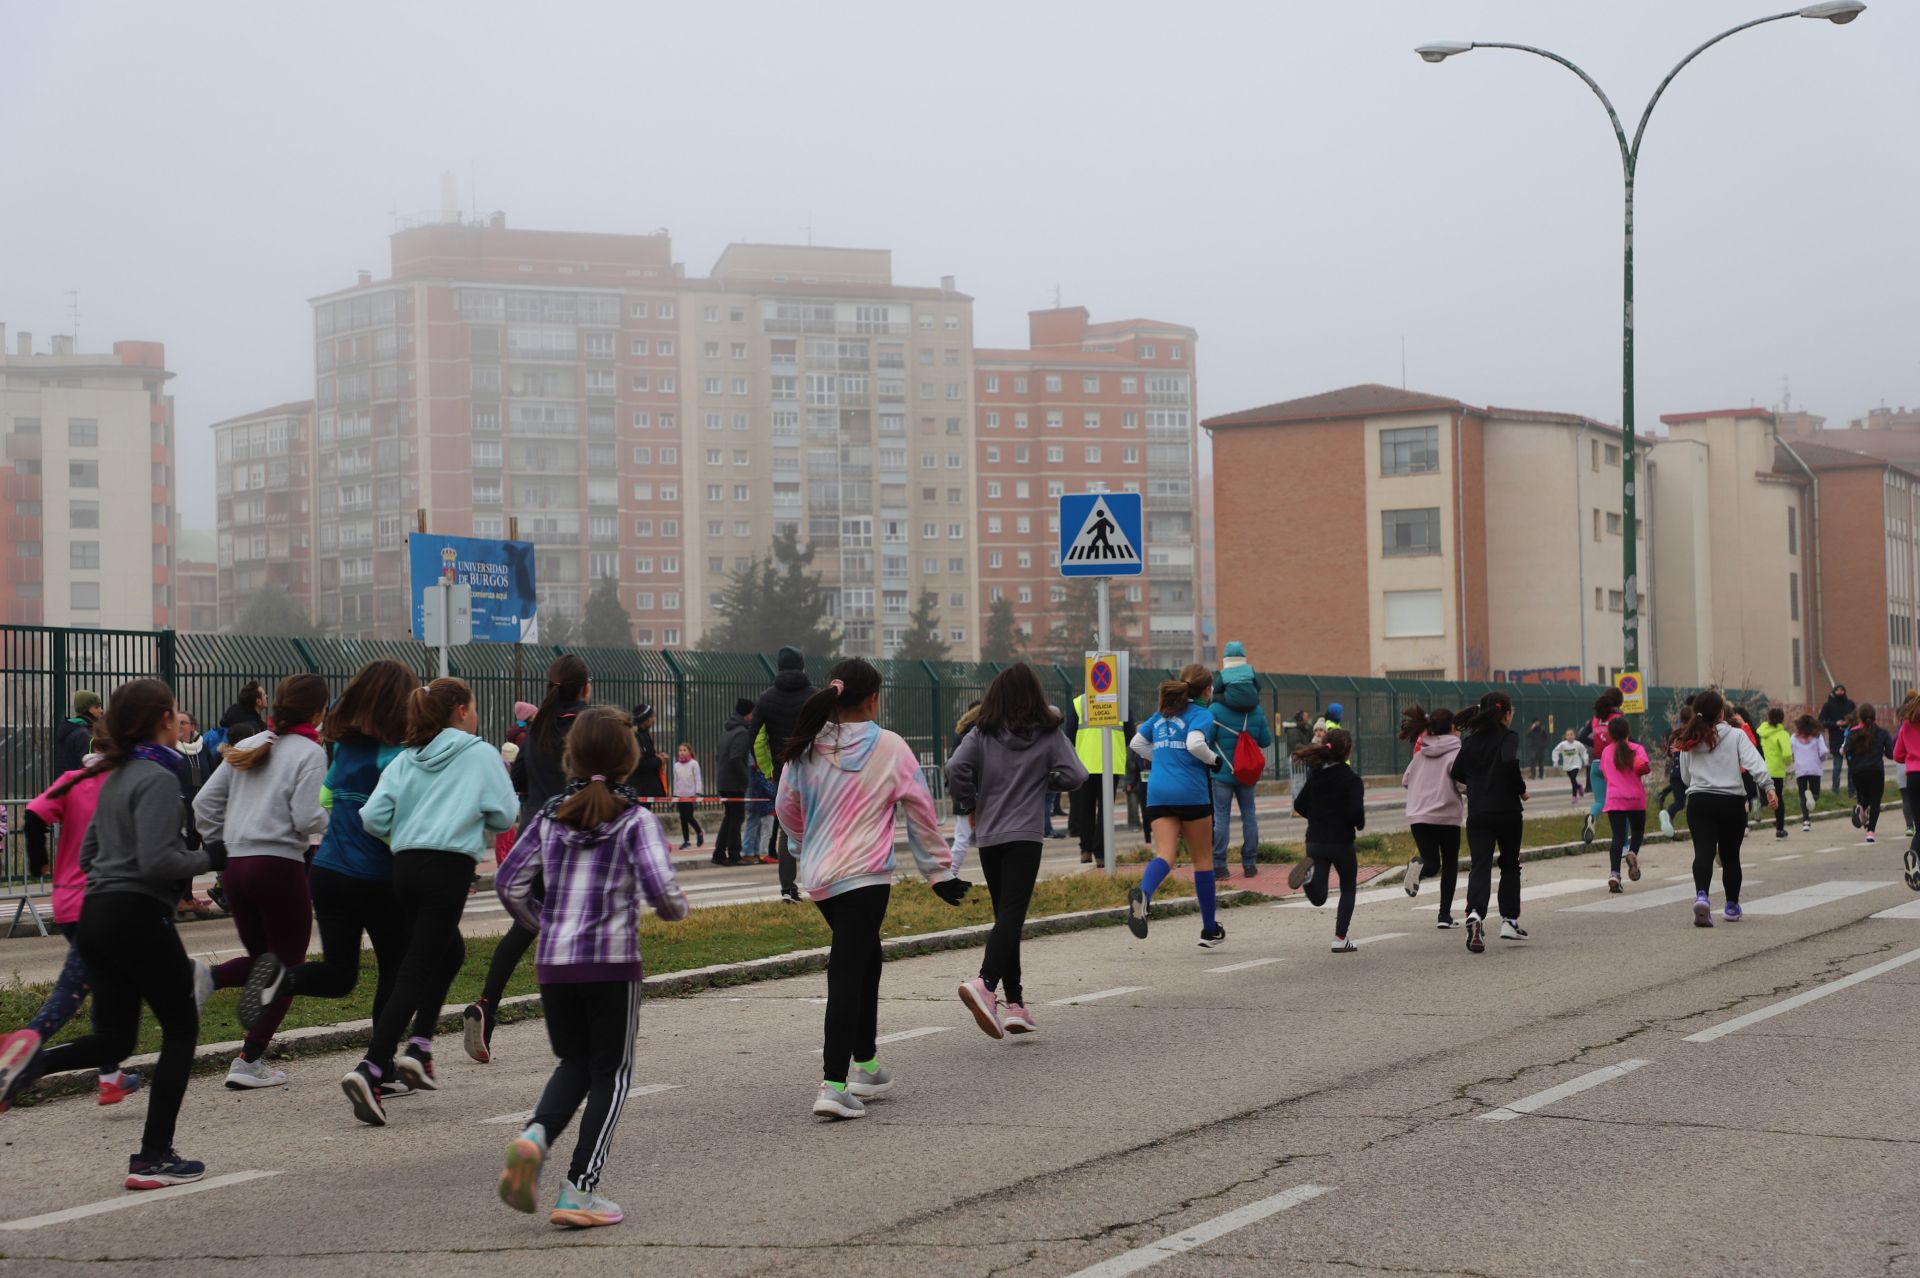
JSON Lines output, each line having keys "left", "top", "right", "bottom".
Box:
{"left": 1063, "top": 689, "right": 1126, "bottom": 867}
{"left": 53, "top": 689, "right": 102, "bottom": 777}
{"left": 1284, "top": 711, "right": 1314, "bottom": 797}
{"left": 220, "top": 682, "right": 269, "bottom": 742}
{"left": 1819, "top": 683, "right": 1855, "bottom": 792}
{"left": 712, "top": 699, "right": 755, "bottom": 867}
{"left": 752, "top": 646, "right": 819, "bottom": 904}
{"left": 626, "top": 704, "right": 668, "bottom": 803}
{"left": 1525, "top": 718, "right": 1551, "bottom": 781}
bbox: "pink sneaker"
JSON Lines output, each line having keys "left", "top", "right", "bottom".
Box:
{"left": 958, "top": 977, "right": 1004, "bottom": 1039}
{"left": 1001, "top": 1002, "right": 1037, "bottom": 1034}
{"left": 0, "top": 1027, "right": 42, "bottom": 1105}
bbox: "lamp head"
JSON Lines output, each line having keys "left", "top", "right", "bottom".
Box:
{"left": 1798, "top": 1, "right": 1866, "bottom": 22}
{"left": 1415, "top": 41, "right": 1474, "bottom": 63}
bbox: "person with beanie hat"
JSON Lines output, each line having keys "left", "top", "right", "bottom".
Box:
{"left": 712, "top": 698, "right": 756, "bottom": 866}
{"left": 54, "top": 690, "right": 103, "bottom": 777}
{"left": 506, "top": 701, "right": 538, "bottom": 751}
{"left": 1313, "top": 703, "right": 1344, "bottom": 739}
{"left": 752, "top": 648, "right": 819, "bottom": 902}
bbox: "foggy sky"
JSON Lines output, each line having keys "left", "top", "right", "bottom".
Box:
{"left": 3, "top": 0, "right": 1914, "bottom": 532}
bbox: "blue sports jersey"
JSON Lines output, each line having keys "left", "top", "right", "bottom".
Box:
{"left": 1141, "top": 705, "right": 1216, "bottom": 807}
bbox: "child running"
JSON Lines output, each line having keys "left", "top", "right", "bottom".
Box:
{"left": 1582, "top": 689, "right": 1624, "bottom": 846}
{"left": 1399, "top": 705, "right": 1464, "bottom": 927}
{"left": 1551, "top": 730, "right": 1587, "bottom": 803}
{"left": 945, "top": 665, "right": 1086, "bottom": 1038}
{"left": 775, "top": 658, "right": 965, "bottom": 1121}
{"left": 494, "top": 707, "right": 688, "bottom": 1229}
{"left": 1126, "top": 664, "right": 1224, "bottom": 947}
{"left": 1678, "top": 690, "right": 1776, "bottom": 924}
{"left": 1600, "top": 718, "right": 1651, "bottom": 893}
{"left": 1450, "top": 691, "right": 1529, "bottom": 954}
{"left": 672, "top": 743, "right": 704, "bottom": 849}
{"left": 341, "top": 677, "right": 518, "bottom": 1126}
{"left": 1290, "top": 729, "right": 1368, "bottom": 951}
{"left": 194, "top": 673, "right": 330, "bottom": 1091}
{"left": 1894, "top": 696, "right": 1920, "bottom": 890}
{"left": 1790, "top": 714, "right": 1830, "bottom": 833}
{"left": 1655, "top": 706, "right": 1692, "bottom": 838}
{"left": 1845, "top": 704, "right": 1891, "bottom": 844}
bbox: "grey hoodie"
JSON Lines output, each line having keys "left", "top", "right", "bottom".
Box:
{"left": 944, "top": 723, "right": 1089, "bottom": 849}
{"left": 81, "top": 759, "right": 213, "bottom": 909}
{"left": 194, "top": 730, "right": 330, "bottom": 861}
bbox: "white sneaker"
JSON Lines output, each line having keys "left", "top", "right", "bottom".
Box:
{"left": 1500, "top": 918, "right": 1529, "bottom": 941}
{"left": 224, "top": 1056, "right": 287, "bottom": 1090}
{"left": 1404, "top": 856, "right": 1423, "bottom": 898}
{"left": 1658, "top": 810, "right": 1674, "bottom": 837}
{"left": 191, "top": 959, "right": 215, "bottom": 1013}
{"left": 812, "top": 1084, "right": 866, "bottom": 1120}
{"left": 847, "top": 1062, "right": 894, "bottom": 1098}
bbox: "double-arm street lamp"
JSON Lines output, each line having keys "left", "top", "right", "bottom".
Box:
{"left": 1415, "top": 2, "right": 1866, "bottom": 685}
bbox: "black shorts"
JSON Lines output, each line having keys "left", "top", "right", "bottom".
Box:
{"left": 1143, "top": 803, "right": 1212, "bottom": 827}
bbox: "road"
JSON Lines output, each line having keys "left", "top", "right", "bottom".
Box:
{"left": 4, "top": 830, "right": 1919, "bottom": 1275}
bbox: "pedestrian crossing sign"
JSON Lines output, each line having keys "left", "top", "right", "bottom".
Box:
{"left": 1058, "top": 492, "right": 1144, "bottom": 577}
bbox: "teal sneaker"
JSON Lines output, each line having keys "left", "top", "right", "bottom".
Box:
{"left": 551, "top": 1183, "right": 624, "bottom": 1228}
{"left": 497, "top": 1124, "right": 547, "bottom": 1214}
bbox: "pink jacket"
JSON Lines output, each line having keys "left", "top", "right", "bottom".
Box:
{"left": 1895, "top": 721, "right": 1920, "bottom": 775}
{"left": 1402, "top": 732, "right": 1465, "bottom": 825}
{"left": 1599, "top": 740, "right": 1651, "bottom": 811}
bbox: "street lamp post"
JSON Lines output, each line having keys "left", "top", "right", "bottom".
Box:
{"left": 1416, "top": 2, "right": 1865, "bottom": 688}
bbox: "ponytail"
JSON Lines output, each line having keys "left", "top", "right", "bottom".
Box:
{"left": 1848, "top": 704, "right": 1880, "bottom": 758}
{"left": 224, "top": 673, "right": 329, "bottom": 771}
{"left": 1398, "top": 703, "right": 1452, "bottom": 742}
{"left": 1455, "top": 690, "right": 1513, "bottom": 736}
{"left": 1159, "top": 663, "right": 1212, "bottom": 718}
{"left": 551, "top": 706, "right": 639, "bottom": 829}
{"left": 1294, "top": 728, "right": 1352, "bottom": 769}
{"left": 1607, "top": 715, "right": 1634, "bottom": 772}
{"left": 532, "top": 653, "right": 591, "bottom": 754}
{"left": 406, "top": 678, "right": 472, "bottom": 747}
{"left": 780, "top": 658, "right": 884, "bottom": 765}
{"left": 1676, "top": 689, "right": 1723, "bottom": 751}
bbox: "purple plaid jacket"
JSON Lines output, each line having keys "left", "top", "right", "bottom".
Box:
{"left": 496, "top": 802, "right": 689, "bottom": 983}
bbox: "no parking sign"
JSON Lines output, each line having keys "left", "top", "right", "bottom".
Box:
{"left": 1615, "top": 670, "right": 1646, "bottom": 715}
{"left": 1084, "top": 652, "right": 1123, "bottom": 728}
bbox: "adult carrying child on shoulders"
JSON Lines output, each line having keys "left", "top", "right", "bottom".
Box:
{"left": 1208, "top": 641, "right": 1272, "bottom": 879}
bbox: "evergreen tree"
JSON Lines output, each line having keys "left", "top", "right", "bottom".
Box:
{"left": 1041, "top": 579, "right": 1139, "bottom": 665}
{"left": 761, "top": 526, "right": 839, "bottom": 656}
{"left": 581, "top": 577, "right": 634, "bottom": 648}
{"left": 699, "top": 557, "right": 768, "bottom": 652}
{"left": 895, "top": 592, "right": 951, "bottom": 662}
{"left": 981, "top": 595, "right": 1022, "bottom": 664}
{"left": 541, "top": 609, "right": 579, "bottom": 647}
{"left": 236, "top": 584, "right": 327, "bottom": 639}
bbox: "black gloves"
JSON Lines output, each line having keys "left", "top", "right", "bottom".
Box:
{"left": 204, "top": 840, "right": 229, "bottom": 872}
{"left": 932, "top": 877, "right": 971, "bottom": 907}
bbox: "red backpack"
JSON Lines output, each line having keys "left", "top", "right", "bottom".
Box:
{"left": 1221, "top": 711, "right": 1266, "bottom": 786}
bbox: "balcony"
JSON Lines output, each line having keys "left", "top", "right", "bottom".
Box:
{"left": 838, "top": 321, "right": 908, "bottom": 336}
{"left": 1146, "top": 391, "right": 1190, "bottom": 406}
{"left": 763, "top": 317, "right": 838, "bottom": 335}
{"left": 525, "top": 530, "right": 581, "bottom": 547}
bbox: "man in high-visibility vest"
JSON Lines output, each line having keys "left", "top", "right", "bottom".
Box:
{"left": 1062, "top": 693, "right": 1128, "bottom": 866}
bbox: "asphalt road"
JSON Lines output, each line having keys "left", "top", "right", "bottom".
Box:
{"left": 5, "top": 828, "right": 1920, "bottom": 1276}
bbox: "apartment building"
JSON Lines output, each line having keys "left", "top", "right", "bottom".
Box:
{"left": 176, "top": 529, "right": 219, "bottom": 633}
{"left": 1205, "top": 384, "right": 1644, "bottom": 682}
{"left": 0, "top": 324, "right": 177, "bottom": 628}
{"left": 212, "top": 400, "right": 315, "bottom": 629}
{"left": 974, "top": 308, "right": 1198, "bottom": 666}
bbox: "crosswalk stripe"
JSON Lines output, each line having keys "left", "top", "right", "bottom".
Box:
{"left": 1049, "top": 986, "right": 1146, "bottom": 1006}
{"left": 1207, "top": 957, "right": 1283, "bottom": 973}
{"left": 1685, "top": 947, "right": 1920, "bottom": 1042}
{"left": 482, "top": 1084, "right": 681, "bottom": 1125}
{"left": 0, "top": 1171, "right": 282, "bottom": 1230}
{"left": 1477, "top": 1060, "right": 1651, "bottom": 1121}
{"left": 1062, "top": 1184, "right": 1333, "bottom": 1277}
{"left": 1562, "top": 883, "right": 1752, "bottom": 914}
{"left": 1869, "top": 898, "right": 1920, "bottom": 919}
{"left": 1738, "top": 880, "right": 1895, "bottom": 915}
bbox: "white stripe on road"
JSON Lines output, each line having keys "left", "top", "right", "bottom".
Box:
{"left": 1063, "top": 1184, "right": 1333, "bottom": 1277}
{"left": 1354, "top": 932, "right": 1408, "bottom": 946}
{"left": 1276, "top": 885, "right": 1408, "bottom": 910}
{"left": 0, "top": 1170, "right": 282, "bottom": 1231}
{"left": 1684, "top": 947, "right": 1920, "bottom": 1043}
{"left": 481, "top": 1084, "right": 682, "bottom": 1125}
{"left": 813, "top": 1026, "right": 951, "bottom": 1055}
{"left": 1409, "top": 879, "right": 1609, "bottom": 914}
{"left": 1207, "top": 957, "right": 1283, "bottom": 973}
{"left": 1049, "top": 987, "right": 1146, "bottom": 1006}
{"left": 1476, "top": 1060, "right": 1650, "bottom": 1122}
{"left": 1769, "top": 854, "right": 1803, "bottom": 861}
{"left": 1739, "top": 880, "right": 1895, "bottom": 915}
{"left": 1561, "top": 883, "right": 1754, "bottom": 914}
{"left": 1870, "top": 899, "right": 1920, "bottom": 919}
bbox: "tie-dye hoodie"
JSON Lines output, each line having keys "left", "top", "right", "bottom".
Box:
{"left": 775, "top": 720, "right": 954, "bottom": 901}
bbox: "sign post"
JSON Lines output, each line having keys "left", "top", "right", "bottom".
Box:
{"left": 420, "top": 578, "right": 473, "bottom": 680}
{"left": 1615, "top": 670, "right": 1646, "bottom": 717}
{"left": 1060, "top": 492, "right": 1144, "bottom": 875}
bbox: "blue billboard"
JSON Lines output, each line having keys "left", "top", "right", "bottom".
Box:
{"left": 407, "top": 533, "right": 539, "bottom": 644}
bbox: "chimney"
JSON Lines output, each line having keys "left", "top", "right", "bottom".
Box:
{"left": 357, "top": 269, "right": 372, "bottom": 286}
{"left": 51, "top": 334, "right": 72, "bottom": 356}
{"left": 16, "top": 331, "right": 29, "bottom": 357}
{"left": 940, "top": 275, "right": 955, "bottom": 294}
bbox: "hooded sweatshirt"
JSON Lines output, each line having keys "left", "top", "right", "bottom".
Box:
{"left": 753, "top": 665, "right": 818, "bottom": 775}
{"left": 1757, "top": 720, "right": 1793, "bottom": 780}
{"left": 1212, "top": 642, "right": 1261, "bottom": 713}
{"left": 943, "top": 720, "right": 1089, "bottom": 848}
{"left": 1599, "top": 740, "right": 1652, "bottom": 811}
{"left": 80, "top": 756, "right": 214, "bottom": 909}
{"left": 1449, "top": 727, "right": 1527, "bottom": 818}
{"left": 193, "top": 730, "right": 330, "bottom": 861}
{"left": 775, "top": 720, "right": 953, "bottom": 900}
{"left": 28, "top": 760, "right": 107, "bottom": 924}
{"left": 313, "top": 735, "right": 404, "bottom": 881}
{"left": 716, "top": 711, "right": 753, "bottom": 792}
{"left": 1789, "top": 732, "right": 1829, "bottom": 779}
{"left": 1402, "top": 732, "right": 1465, "bottom": 825}
{"left": 362, "top": 727, "right": 519, "bottom": 860}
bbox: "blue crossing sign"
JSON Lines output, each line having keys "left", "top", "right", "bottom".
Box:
{"left": 1058, "top": 492, "right": 1144, "bottom": 578}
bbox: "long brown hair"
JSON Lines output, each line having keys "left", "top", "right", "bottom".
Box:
{"left": 1793, "top": 713, "right": 1821, "bottom": 740}
{"left": 47, "top": 678, "right": 176, "bottom": 799}
{"left": 1593, "top": 687, "right": 1624, "bottom": 719}
{"left": 1399, "top": 703, "right": 1454, "bottom": 743}
{"left": 1159, "top": 663, "right": 1211, "bottom": 718}
{"left": 532, "top": 653, "right": 591, "bottom": 754}
{"left": 1848, "top": 704, "right": 1881, "bottom": 758}
{"left": 782, "top": 658, "right": 884, "bottom": 765}
{"left": 975, "top": 663, "right": 1057, "bottom": 737}
{"left": 1607, "top": 715, "right": 1635, "bottom": 772}
{"left": 406, "top": 678, "right": 473, "bottom": 747}
{"left": 1456, "top": 690, "right": 1513, "bottom": 735}
{"left": 1675, "top": 689, "right": 1724, "bottom": 751}
{"left": 323, "top": 659, "right": 415, "bottom": 746}
{"left": 222, "top": 673, "right": 329, "bottom": 771}
{"left": 1294, "top": 727, "right": 1352, "bottom": 768}
{"left": 552, "top": 706, "right": 640, "bottom": 830}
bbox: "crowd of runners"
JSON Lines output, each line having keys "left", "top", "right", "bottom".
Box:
{"left": 0, "top": 650, "right": 1910, "bottom": 1226}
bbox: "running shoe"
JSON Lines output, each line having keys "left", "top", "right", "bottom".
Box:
{"left": 1803, "top": 820, "right": 1813, "bottom": 833}
{"left": 1404, "top": 856, "right": 1423, "bottom": 898}
{"left": 463, "top": 999, "right": 496, "bottom": 1064}
{"left": 551, "top": 1184, "right": 625, "bottom": 1229}
{"left": 1868, "top": 832, "right": 1878, "bottom": 844}
{"left": 958, "top": 977, "right": 1004, "bottom": 1039}
{"left": 1197, "top": 924, "right": 1227, "bottom": 949}
{"left": 1126, "top": 886, "right": 1150, "bottom": 939}
{"left": 1723, "top": 902, "right": 1744, "bottom": 922}
{"left": 1658, "top": 810, "right": 1675, "bottom": 837}
{"left": 1435, "top": 916, "right": 1460, "bottom": 930}
{"left": 1853, "top": 805, "right": 1865, "bottom": 829}
{"left": 498, "top": 1124, "right": 547, "bottom": 1214}
{"left": 1500, "top": 919, "right": 1529, "bottom": 941}
{"left": 1626, "top": 851, "right": 1641, "bottom": 882}
{"left": 812, "top": 1085, "right": 866, "bottom": 1121}
{"left": 235, "top": 953, "right": 288, "bottom": 1032}
{"left": 1906, "top": 849, "right": 1920, "bottom": 892}
{"left": 97, "top": 1070, "right": 142, "bottom": 1106}
{"left": 759, "top": 854, "right": 780, "bottom": 865}
{"left": 1287, "top": 857, "right": 1315, "bottom": 891}
{"left": 224, "top": 1056, "right": 288, "bottom": 1090}
{"left": 191, "top": 958, "right": 215, "bottom": 1013}
{"left": 0, "top": 1028, "right": 41, "bottom": 1105}
{"left": 1693, "top": 892, "right": 1714, "bottom": 928}
{"left": 780, "top": 892, "right": 803, "bottom": 905}
{"left": 1001, "top": 1002, "right": 1037, "bottom": 1034}
{"left": 1581, "top": 814, "right": 1595, "bottom": 847}
{"left": 376, "top": 1079, "right": 413, "bottom": 1101}
{"left": 848, "top": 1062, "right": 894, "bottom": 1098}
{"left": 1608, "top": 875, "right": 1623, "bottom": 894}
{"left": 341, "top": 1061, "right": 387, "bottom": 1127}
{"left": 1775, "top": 829, "right": 1789, "bottom": 840}
{"left": 1465, "top": 915, "right": 1485, "bottom": 953}
{"left": 125, "top": 1149, "right": 205, "bottom": 1190}
{"left": 396, "top": 1046, "right": 438, "bottom": 1092}
{"left": 1330, "top": 937, "right": 1357, "bottom": 954}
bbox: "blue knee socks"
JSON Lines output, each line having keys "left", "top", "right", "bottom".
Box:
{"left": 1140, "top": 856, "right": 1173, "bottom": 902}
{"left": 1195, "top": 870, "right": 1218, "bottom": 931}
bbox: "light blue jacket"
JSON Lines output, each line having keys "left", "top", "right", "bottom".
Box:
{"left": 362, "top": 728, "right": 518, "bottom": 861}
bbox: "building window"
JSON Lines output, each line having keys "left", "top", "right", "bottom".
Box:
{"left": 1605, "top": 442, "right": 1621, "bottom": 466}
{"left": 1381, "top": 508, "right": 1440, "bottom": 557}
{"left": 70, "top": 499, "right": 99, "bottom": 529}
{"left": 70, "top": 541, "right": 99, "bottom": 569}
{"left": 1140, "top": 344, "right": 1156, "bottom": 359}
{"left": 1790, "top": 571, "right": 1800, "bottom": 622}
{"left": 1045, "top": 376, "right": 1062, "bottom": 393}
{"left": 1383, "top": 589, "right": 1443, "bottom": 638}
{"left": 70, "top": 581, "right": 100, "bottom": 611}
{"left": 1605, "top": 511, "right": 1622, "bottom": 536}
{"left": 1788, "top": 506, "right": 1799, "bottom": 555}
{"left": 68, "top": 418, "right": 98, "bottom": 447}
{"left": 69, "top": 461, "right": 99, "bottom": 489}
{"left": 1380, "top": 425, "right": 1439, "bottom": 476}
{"left": 1047, "top": 412, "right": 1063, "bottom": 431}
{"left": 1085, "top": 446, "right": 1101, "bottom": 463}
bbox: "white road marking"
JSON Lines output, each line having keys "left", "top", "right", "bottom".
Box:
{"left": 482, "top": 1084, "right": 682, "bottom": 1125}
{"left": 1207, "top": 957, "right": 1282, "bottom": 973}
{"left": 1738, "top": 880, "right": 1895, "bottom": 915}
{"left": 1476, "top": 1060, "right": 1651, "bottom": 1122}
{"left": 1276, "top": 885, "right": 1407, "bottom": 910}
{"left": 1770, "top": 854, "right": 1803, "bottom": 861}
{"left": 1063, "top": 1183, "right": 1333, "bottom": 1277}
{"left": 1684, "top": 946, "right": 1920, "bottom": 1043}
{"left": 1048, "top": 986, "right": 1146, "bottom": 1005}
{"left": 1870, "top": 899, "right": 1920, "bottom": 919}
{"left": 812, "top": 1026, "right": 950, "bottom": 1055}
{"left": 1562, "top": 883, "right": 1754, "bottom": 914}
{"left": 0, "top": 1170, "right": 283, "bottom": 1231}
{"left": 1354, "top": 932, "right": 1408, "bottom": 946}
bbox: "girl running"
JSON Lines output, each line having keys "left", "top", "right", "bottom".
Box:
{"left": 494, "top": 707, "right": 688, "bottom": 1229}
{"left": 1677, "top": 689, "right": 1777, "bottom": 925}
{"left": 1894, "top": 696, "right": 1920, "bottom": 890}
{"left": 341, "top": 677, "right": 518, "bottom": 1126}
{"left": 1400, "top": 705, "right": 1464, "bottom": 927}
{"left": 9, "top": 680, "right": 220, "bottom": 1188}
{"left": 1845, "top": 704, "right": 1891, "bottom": 844}
{"left": 945, "top": 701, "right": 984, "bottom": 872}
{"left": 1291, "top": 729, "right": 1367, "bottom": 951}
{"left": 194, "top": 673, "right": 330, "bottom": 1091}
{"left": 1656, "top": 706, "right": 1692, "bottom": 838}
{"left": 775, "top": 658, "right": 964, "bottom": 1121}
{"left": 1600, "top": 717, "right": 1651, "bottom": 893}
{"left": 672, "top": 743, "right": 704, "bottom": 848}
{"left": 1126, "top": 664, "right": 1223, "bottom": 947}
{"left": 1450, "top": 690, "right": 1529, "bottom": 954}
{"left": 1551, "top": 730, "right": 1587, "bottom": 803}
{"left": 1582, "top": 688, "right": 1624, "bottom": 846}
{"left": 945, "top": 665, "right": 1086, "bottom": 1038}
{"left": 1790, "top": 714, "right": 1830, "bottom": 833}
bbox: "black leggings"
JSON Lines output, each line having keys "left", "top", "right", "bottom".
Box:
{"left": 713, "top": 791, "right": 746, "bottom": 859}
{"left": 35, "top": 893, "right": 198, "bottom": 1156}
{"left": 532, "top": 980, "right": 641, "bottom": 1194}
{"left": 1606, "top": 809, "right": 1645, "bottom": 876}
{"left": 1853, "top": 768, "right": 1884, "bottom": 834}
{"left": 1466, "top": 812, "right": 1523, "bottom": 922}
{"left": 291, "top": 866, "right": 437, "bottom": 1039}
{"left": 1566, "top": 770, "right": 1582, "bottom": 798}
{"left": 1687, "top": 792, "right": 1748, "bottom": 902}
{"left": 1659, "top": 779, "right": 1687, "bottom": 821}
{"left": 1303, "top": 840, "right": 1359, "bottom": 938}
{"left": 1409, "top": 823, "right": 1460, "bottom": 919}
{"left": 813, "top": 884, "right": 890, "bottom": 1085}
{"left": 676, "top": 802, "right": 703, "bottom": 842}
{"left": 977, "top": 842, "right": 1042, "bottom": 1004}
{"left": 364, "top": 850, "right": 472, "bottom": 1074}
{"left": 1797, "top": 775, "right": 1822, "bottom": 821}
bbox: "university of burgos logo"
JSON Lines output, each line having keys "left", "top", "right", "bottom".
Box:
{"left": 440, "top": 546, "right": 458, "bottom": 579}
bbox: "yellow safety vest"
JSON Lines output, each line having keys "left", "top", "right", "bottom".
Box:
{"left": 1073, "top": 694, "right": 1125, "bottom": 775}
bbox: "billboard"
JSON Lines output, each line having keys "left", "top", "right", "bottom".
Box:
{"left": 406, "top": 533, "right": 538, "bottom": 644}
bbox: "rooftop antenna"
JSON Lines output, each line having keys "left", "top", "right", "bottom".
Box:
{"left": 66, "top": 289, "right": 80, "bottom": 349}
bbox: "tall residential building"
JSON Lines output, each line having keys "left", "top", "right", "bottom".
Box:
{"left": 0, "top": 324, "right": 177, "bottom": 629}
{"left": 974, "top": 308, "right": 1198, "bottom": 667}
{"left": 680, "top": 246, "right": 979, "bottom": 657}
{"left": 1205, "top": 385, "right": 1644, "bottom": 683}
{"left": 212, "top": 400, "right": 315, "bottom": 630}
{"left": 176, "top": 529, "right": 219, "bottom": 633}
